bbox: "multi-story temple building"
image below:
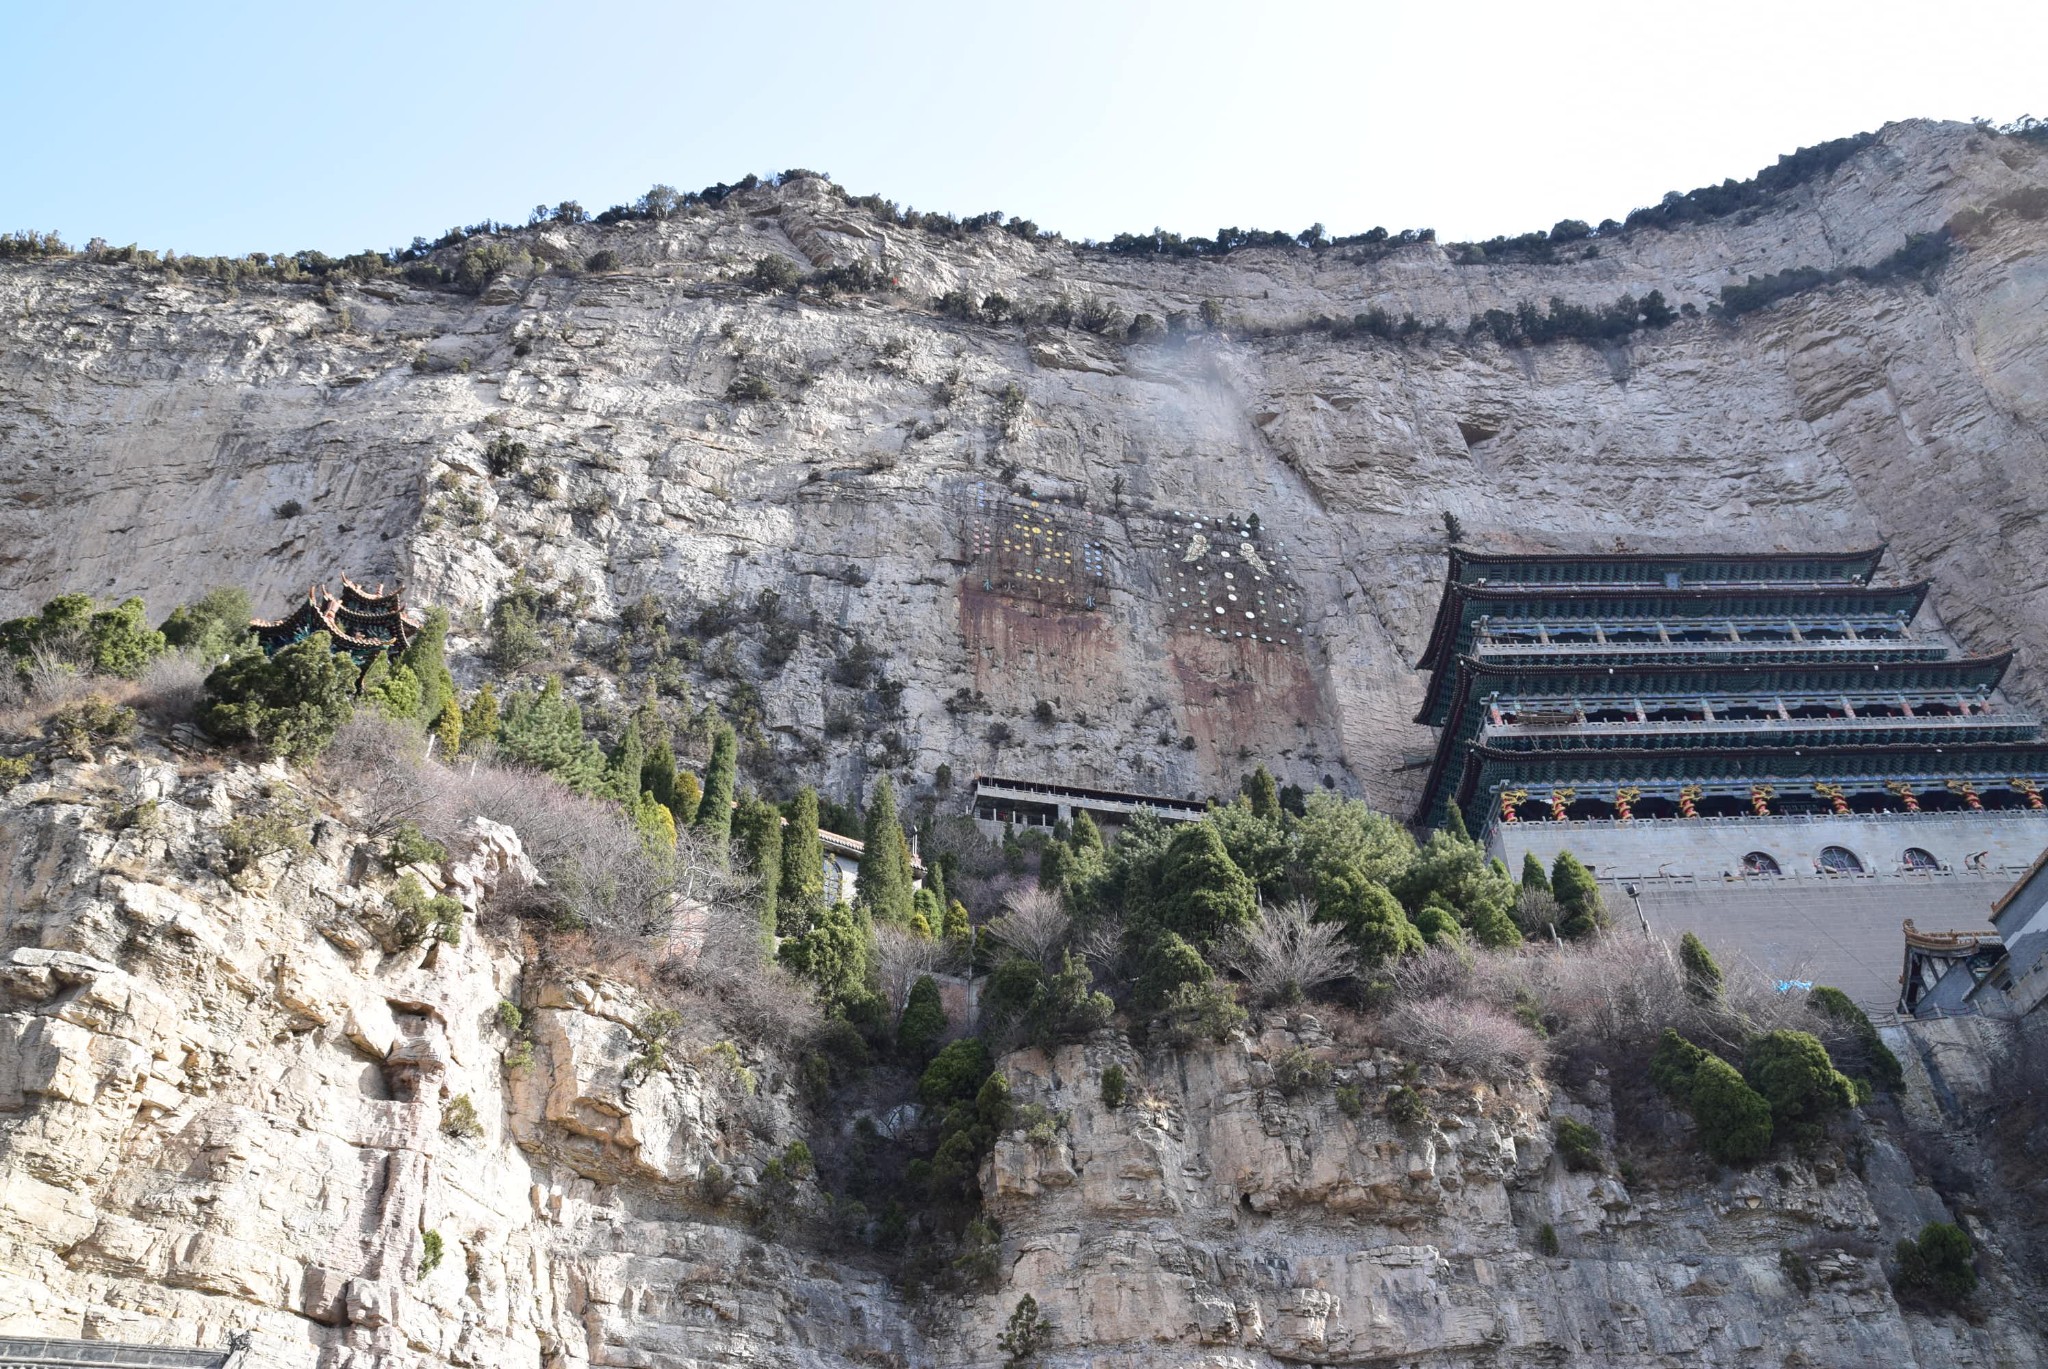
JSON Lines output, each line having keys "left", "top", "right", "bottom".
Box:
{"left": 252, "top": 579, "right": 423, "bottom": 669}
{"left": 1413, "top": 547, "right": 2048, "bottom": 1008}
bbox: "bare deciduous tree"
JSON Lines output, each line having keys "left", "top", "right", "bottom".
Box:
{"left": 986, "top": 885, "right": 1070, "bottom": 968}
{"left": 875, "top": 923, "right": 943, "bottom": 1014}
{"left": 1220, "top": 899, "right": 1356, "bottom": 1006}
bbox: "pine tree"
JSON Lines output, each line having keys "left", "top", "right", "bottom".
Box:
{"left": 200, "top": 632, "right": 356, "bottom": 762}
{"left": 398, "top": 607, "right": 456, "bottom": 728}
{"left": 1070, "top": 810, "right": 1104, "bottom": 856}
{"left": 1680, "top": 932, "right": 1724, "bottom": 1003}
{"left": 1244, "top": 765, "right": 1280, "bottom": 820}
{"left": 1152, "top": 822, "right": 1258, "bottom": 950}
{"left": 778, "top": 787, "right": 826, "bottom": 924}
{"left": 498, "top": 678, "right": 605, "bottom": 792}
{"left": 604, "top": 720, "right": 645, "bottom": 805}
{"left": 431, "top": 699, "right": 463, "bottom": 756}
{"left": 857, "top": 775, "right": 914, "bottom": 925}
{"left": 897, "top": 975, "right": 947, "bottom": 1063}
{"left": 733, "top": 791, "right": 784, "bottom": 945}
{"left": 1520, "top": 851, "right": 1551, "bottom": 892}
{"left": 633, "top": 790, "right": 677, "bottom": 852}
{"left": 463, "top": 682, "right": 500, "bottom": 746}
{"left": 642, "top": 736, "right": 681, "bottom": 819}
{"left": 1549, "top": 851, "right": 1606, "bottom": 939}
{"left": 692, "top": 723, "right": 738, "bottom": 852}
{"left": 674, "top": 770, "right": 702, "bottom": 826}
{"left": 925, "top": 854, "right": 948, "bottom": 912}
{"left": 1441, "top": 799, "right": 1470, "bottom": 840}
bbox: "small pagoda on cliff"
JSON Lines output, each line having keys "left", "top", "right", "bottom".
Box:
{"left": 252, "top": 578, "right": 423, "bottom": 669}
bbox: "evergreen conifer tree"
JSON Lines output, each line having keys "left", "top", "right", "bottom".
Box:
{"left": 463, "top": 682, "right": 500, "bottom": 746}
{"left": 398, "top": 607, "right": 456, "bottom": 727}
{"left": 497, "top": 678, "right": 605, "bottom": 792}
{"left": 857, "top": 775, "right": 914, "bottom": 925}
{"left": 1152, "top": 822, "right": 1258, "bottom": 949}
{"left": 1441, "top": 799, "right": 1470, "bottom": 840}
{"left": 673, "top": 770, "right": 703, "bottom": 826}
{"left": 1549, "top": 851, "right": 1607, "bottom": 939}
{"left": 778, "top": 787, "right": 826, "bottom": 918}
{"left": 897, "top": 975, "right": 947, "bottom": 1062}
{"left": 641, "top": 736, "right": 681, "bottom": 819}
{"left": 1520, "top": 851, "right": 1551, "bottom": 892}
{"left": 1680, "top": 932, "right": 1724, "bottom": 1003}
{"left": 692, "top": 723, "right": 738, "bottom": 851}
{"left": 1244, "top": 765, "right": 1280, "bottom": 820}
{"left": 732, "top": 790, "right": 784, "bottom": 943}
{"left": 431, "top": 699, "right": 462, "bottom": 756}
{"left": 605, "top": 720, "right": 646, "bottom": 805}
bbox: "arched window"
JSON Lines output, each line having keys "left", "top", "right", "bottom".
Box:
{"left": 1818, "top": 846, "right": 1864, "bottom": 874}
{"left": 1901, "top": 847, "right": 1940, "bottom": 871}
{"left": 1741, "top": 851, "right": 1782, "bottom": 876}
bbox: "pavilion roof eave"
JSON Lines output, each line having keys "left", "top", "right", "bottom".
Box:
{"left": 1414, "top": 577, "right": 1930, "bottom": 679}
{"left": 1445, "top": 543, "right": 1888, "bottom": 587}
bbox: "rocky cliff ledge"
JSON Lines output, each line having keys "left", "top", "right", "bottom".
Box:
{"left": 0, "top": 739, "right": 2039, "bottom": 1366}
{"left": 4, "top": 120, "right": 2046, "bottom": 810}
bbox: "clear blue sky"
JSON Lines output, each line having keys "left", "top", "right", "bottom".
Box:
{"left": 6, "top": 0, "right": 2044, "bottom": 256}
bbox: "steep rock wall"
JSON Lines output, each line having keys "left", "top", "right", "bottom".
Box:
{"left": 3, "top": 121, "right": 2046, "bottom": 811}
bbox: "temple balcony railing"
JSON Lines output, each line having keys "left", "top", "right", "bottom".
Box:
{"left": 1510, "top": 808, "right": 2048, "bottom": 832}
{"left": 1482, "top": 711, "right": 2038, "bottom": 742}
{"left": 1472, "top": 639, "right": 1949, "bottom": 663}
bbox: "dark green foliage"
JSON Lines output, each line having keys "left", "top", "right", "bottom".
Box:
{"left": 1780, "top": 1247, "right": 1813, "bottom": 1295}
{"left": 1411, "top": 899, "right": 1463, "bottom": 947}
{"left": 777, "top": 901, "right": 872, "bottom": 1011}
{"left": 778, "top": 787, "right": 826, "bottom": 926}
{"left": 1680, "top": 932, "right": 1724, "bottom": 1004}
{"left": 201, "top": 635, "right": 355, "bottom": 761}
{"left": 641, "top": 736, "right": 685, "bottom": 824}
{"left": 745, "top": 254, "right": 804, "bottom": 292}
{"left": 726, "top": 374, "right": 776, "bottom": 403}
{"left": 1316, "top": 866, "right": 1425, "bottom": 966}
{"left": 1690, "top": 1054, "right": 1775, "bottom": 1165}
{"left": 919, "top": 1037, "right": 992, "bottom": 1108}
{"left": 983, "top": 956, "right": 1045, "bottom": 1031}
{"left": 1243, "top": 765, "right": 1280, "bottom": 820}
{"left": 1387, "top": 1085, "right": 1427, "bottom": 1125}
{"left": 398, "top": 607, "right": 456, "bottom": 728}
{"left": 419, "top": 1230, "right": 443, "bottom": 1277}
{"left": 856, "top": 775, "right": 914, "bottom": 925}
{"left": 1623, "top": 133, "right": 1876, "bottom": 231}
{"left": 386, "top": 822, "right": 447, "bottom": 871}
{"left": 927, "top": 1072, "right": 1011, "bottom": 1203}
{"left": 1536, "top": 1223, "right": 1559, "bottom": 1256}
{"left": 1653, "top": 1030, "right": 1773, "bottom": 1164}
{"left": 1717, "top": 230, "right": 1955, "bottom": 319}
{"left": 897, "top": 975, "right": 947, "bottom": 1063}
{"left": 1394, "top": 829, "right": 1519, "bottom": 946}
{"left": 1466, "top": 292, "right": 1676, "bottom": 347}
{"left": 497, "top": 678, "right": 605, "bottom": 792}
{"left": 1273, "top": 1046, "right": 1332, "bottom": 1096}
{"left": 489, "top": 591, "right": 547, "bottom": 669}
{"left": 733, "top": 791, "right": 784, "bottom": 940}
{"left": 218, "top": 796, "right": 311, "bottom": 874}
{"left": 1205, "top": 800, "right": 1291, "bottom": 902}
{"left": 2, "top": 593, "right": 166, "bottom": 679}
{"left": 463, "top": 683, "right": 500, "bottom": 747}
{"left": 604, "top": 720, "right": 646, "bottom": 805}
{"left": 1520, "top": 852, "right": 1550, "bottom": 892}
{"left": 1745, "top": 1031, "right": 1858, "bottom": 1145}
{"left": 1100, "top": 1063, "right": 1127, "bottom": 1110}
{"left": 1554, "top": 1117, "right": 1602, "bottom": 1172}
{"left": 1027, "top": 952, "right": 1114, "bottom": 1047}
{"left": 1650, "top": 1029, "right": 1707, "bottom": 1099}
{"left": 1441, "top": 799, "right": 1469, "bottom": 840}
{"left": 1135, "top": 932, "right": 1211, "bottom": 1012}
{"left": 159, "top": 587, "right": 253, "bottom": 663}
{"left": 1335, "top": 1083, "right": 1365, "bottom": 1118}
{"left": 1808, "top": 986, "right": 1905, "bottom": 1092}
{"left": 692, "top": 724, "right": 738, "bottom": 848}
{"left": 1549, "top": 852, "right": 1607, "bottom": 939}
{"left": 393, "top": 875, "right": 463, "bottom": 946}
{"left": 999, "top": 1293, "right": 1050, "bottom": 1366}
{"left": 1150, "top": 822, "right": 1258, "bottom": 950}
{"left": 1152, "top": 981, "right": 1247, "bottom": 1047}
{"left": 1893, "top": 1222, "right": 1977, "bottom": 1307}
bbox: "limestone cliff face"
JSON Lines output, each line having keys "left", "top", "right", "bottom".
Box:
{"left": 4, "top": 119, "right": 2046, "bottom": 810}
{"left": 0, "top": 745, "right": 2041, "bottom": 1366}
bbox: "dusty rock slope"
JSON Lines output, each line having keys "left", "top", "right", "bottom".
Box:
{"left": 4, "top": 119, "right": 2047, "bottom": 810}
